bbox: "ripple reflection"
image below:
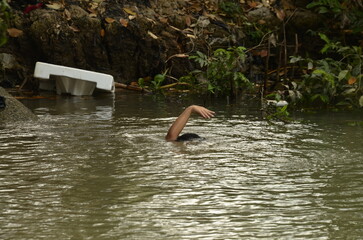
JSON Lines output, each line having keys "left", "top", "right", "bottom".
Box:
{"left": 0, "top": 97, "right": 363, "bottom": 239}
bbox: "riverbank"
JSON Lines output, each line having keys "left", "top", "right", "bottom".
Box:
{"left": 1, "top": 0, "right": 362, "bottom": 110}
{"left": 1, "top": 0, "right": 320, "bottom": 88}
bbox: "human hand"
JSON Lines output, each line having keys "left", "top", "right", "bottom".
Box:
{"left": 190, "top": 105, "right": 215, "bottom": 119}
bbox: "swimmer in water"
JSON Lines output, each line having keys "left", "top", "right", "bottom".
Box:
{"left": 165, "top": 105, "right": 215, "bottom": 142}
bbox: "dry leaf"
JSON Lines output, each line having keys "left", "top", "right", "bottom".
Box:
{"left": 185, "top": 15, "right": 191, "bottom": 26}
{"left": 259, "top": 50, "right": 268, "bottom": 57}
{"left": 105, "top": 17, "right": 115, "bottom": 24}
{"left": 348, "top": 77, "right": 357, "bottom": 85}
{"left": 186, "top": 34, "right": 196, "bottom": 39}
{"left": 197, "top": 17, "right": 210, "bottom": 28}
{"left": 165, "top": 53, "right": 189, "bottom": 62}
{"left": 159, "top": 17, "right": 168, "bottom": 24}
{"left": 167, "top": 53, "right": 189, "bottom": 62}
{"left": 123, "top": 7, "right": 137, "bottom": 16}
{"left": 69, "top": 26, "right": 80, "bottom": 32}
{"left": 64, "top": 9, "right": 72, "bottom": 20}
{"left": 269, "top": 33, "right": 277, "bottom": 47}
{"left": 89, "top": 13, "right": 97, "bottom": 18}
{"left": 87, "top": 7, "right": 97, "bottom": 14}
{"left": 174, "top": 53, "right": 189, "bottom": 58}
{"left": 169, "top": 25, "right": 182, "bottom": 32}
{"left": 275, "top": 9, "right": 286, "bottom": 21}
{"left": 190, "top": 3, "right": 202, "bottom": 12}
{"left": 183, "top": 28, "right": 194, "bottom": 33}
{"left": 46, "top": 2, "right": 64, "bottom": 10}
{"left": 148, "top": 31, "right": 158, "bottom": 39}
{"left": 7, "top": 28, "right": 23, "bottom": 38}
{"left": 119, "top": 18, "right": 129, "bottom": 27}
{"left": 100, "top": 29, "right": 105, "bottom": 37}
{"left": 203, "top": 12, "right": 219, "bottom": 21}
{"left": 128, "top": 15, "right": 136, "bottom": 20}
{"left": 248, "top": 1, "right": 258, "bottom": 8}
{"left": 258, "top": 19, "right": 266, "bottom": 25}
{"left": 145, "top": 17, "right": 156, "bottom": 24}
{"left": 89, "top": 2, "right": 99, "bottom": 10}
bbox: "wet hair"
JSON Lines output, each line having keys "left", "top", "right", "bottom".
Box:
{"left": 176, "top": 133, "right": 204, "bottom": 142}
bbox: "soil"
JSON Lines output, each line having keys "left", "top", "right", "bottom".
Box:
{"left": 1, "top": 0, "right": 322, "bottom": 89}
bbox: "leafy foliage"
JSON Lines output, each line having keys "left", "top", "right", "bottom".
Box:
{"left": 138, "top": 72, "right": 166, "bottom": 92}
{"left": 288, "top": 33, "right": 363, "bottom": 108}
{"left": 307, "top": 0, "right": 363, "bottom": 33}
{"left": 188, "top": 47, "right": 252, "bottom": 97}
{"left": 0, "top": 0, "right": 10, "bottom": 47}
{"left": 151, "top": 73, "right": 166, "bottom": 91}
{"left": 265, "top": 105, "right": 291, "bottom": 123}
{"left": 219, "top": 0, "right": 242, "bottom": 17}
{"left": 306, "top": 0, "right": 342, "bottom": 14}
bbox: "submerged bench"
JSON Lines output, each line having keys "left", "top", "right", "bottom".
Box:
{"left": 34, "top": 62, "right": 115, "bottom": 96}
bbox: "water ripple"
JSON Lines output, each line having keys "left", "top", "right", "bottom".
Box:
{"left": 0, "top": 98, "right": 363, "bottom": 239}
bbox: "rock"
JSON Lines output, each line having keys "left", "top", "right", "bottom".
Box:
{"left": 247, "top": 7, "right": 279, "bottom": 27}
{"left": 67, "top": 5, "right": 88, "bottom": 19}
{"left": 0, "top": 53, "right": 18, "bottom": 69}
{"left": 247, "top": 4, "right": 322, "bottom": 31}
{"left": 0, "top": 53, "right": 23, "bottom": 88}
{"left": 0, "top": 87, "right": 38, "bottom": 123}
{"left": 287, "top": 9, "right": 322, "bottom": 31}
{"left": 276, "top": 100, "right": 288, "bottom": 107}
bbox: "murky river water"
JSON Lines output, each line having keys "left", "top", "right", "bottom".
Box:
{"left": 1, "top": 92, "right": 363, "bottom": 239}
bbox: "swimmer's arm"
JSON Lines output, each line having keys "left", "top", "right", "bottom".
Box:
{"left": 165, "top": 105, "right": 215, "bottom": 141}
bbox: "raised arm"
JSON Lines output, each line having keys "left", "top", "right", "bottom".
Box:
{"left": 165, "top": 105, "right": 215, "bottom": 141}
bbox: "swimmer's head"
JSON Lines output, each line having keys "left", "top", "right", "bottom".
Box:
{"left": 176, "top": 133, "right": 204, "bottom": 142}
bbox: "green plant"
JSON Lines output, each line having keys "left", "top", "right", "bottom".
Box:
{"left": 307, "top": 0, "right": 363, "bottom": 33}
{"left": 306, "top": 0, "right": 343, "bottom": 14}
{"left": 265, "top": 105, "right": 291, "bottom": 123}
{"left": 0, "top": 0, "right": 10, "bottom": 47}
{"left": 347, "top": 121, "right": 363, "bottom": 127}
{"left": 151, "top": 73, "right": 165, "bottom": 90}
{"left": 189, "top": 46, "right": 252, "bottom": 97}
{"left": 347, "top": 6, "right": 363, "bottom": 33}
{"left": 138, "top": 72, "right": 166, "bottom": 92}
{"left": 288, "top": 33, "right": 363, "bottom": 108}
{"left": 219, "top": 1, "right": 242, "bottom": 15}
{"left": 137, "top": 77, "right": 145, "bottom": 89}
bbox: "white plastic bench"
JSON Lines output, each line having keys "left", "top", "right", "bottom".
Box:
{"left": 34, "top": 62, "right": 115, "bottom": 96}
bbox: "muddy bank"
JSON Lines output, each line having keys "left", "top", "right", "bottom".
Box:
{"left": 1, "top": 0, "right": 321, "bottom": 89}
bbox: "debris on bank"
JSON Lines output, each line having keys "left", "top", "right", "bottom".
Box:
{"left": 1, "top": 0, "right": 321, "bottom": 90}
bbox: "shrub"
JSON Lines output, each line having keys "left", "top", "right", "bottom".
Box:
{"left": 188, "top": 46, "right": 252, "bottom": 97}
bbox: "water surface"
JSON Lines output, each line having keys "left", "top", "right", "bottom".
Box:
{"left": 1, "top": 92, "right": 363, "bottom": 239}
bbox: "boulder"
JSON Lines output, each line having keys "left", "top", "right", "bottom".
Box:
{"left": 0, "top": 87, "right": 38, "bottom": 123}
{"left": 0, "top": 53, "right": 23, "bottom": 88}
